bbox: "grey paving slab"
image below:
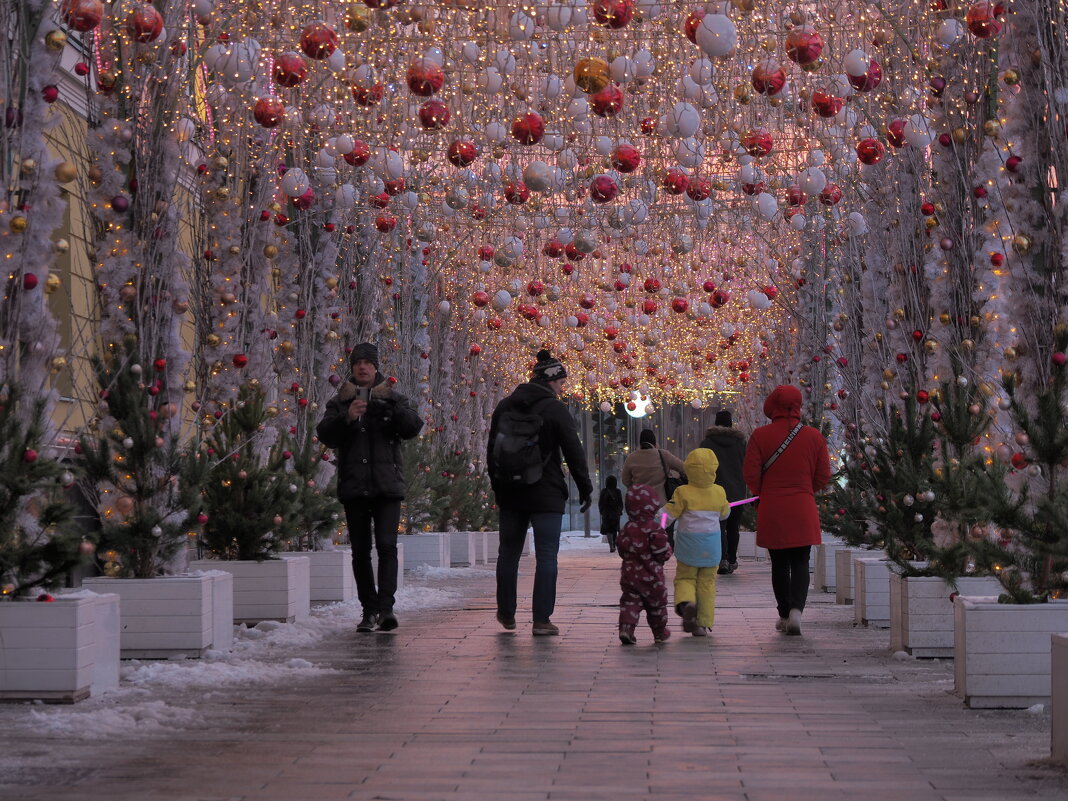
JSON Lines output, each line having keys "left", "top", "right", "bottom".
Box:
{"left": 1, "top": 547, "right": 1066, "bottom": 801}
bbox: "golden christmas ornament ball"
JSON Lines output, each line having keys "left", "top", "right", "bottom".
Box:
{"left": 1012, "top": 234, "right": 1032, "bottom": 254}
{"left": 45, "top": 30, "right": 68, "bottom": 50}
{"left": 263, "top": 244, "right": 279, "bottom": 259}
{"left": 54, "top": 161, "right": 78, "bottom": 183}
{"left": 44, "top": 273, "right": 61, "bottom": 294}
{"left": 9, "top": 216, "right": 27, "bottom": 233}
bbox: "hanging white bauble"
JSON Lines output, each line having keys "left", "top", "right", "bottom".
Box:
{"left": 600, "top": 401, "right": 613, "bottom": 413}
{"left": 461, "top": 42, "right": 481, "bottom": 64}
{"left": 610, "top": 56, "right": 636, "bottom": 84}
{"left": 541, "top": 74, "right": 563, "bottom": 100}
{"left": 633, "top": 49, "right": 655, "bottom": 77}
{"left": 936, "top": 18, "right": 964, "bottom": 46}
{"left": 400, "top": 191, "right": 420, "bottom": 211}
{"left": 846, "top": 212, "right": 868, "bottom": 235}
{"left": 755, "top": 192, "right": 778, "bottom": 219}
{"left": 807, "top": 149, "right": 826, "bottom": 166}
{"left": 739, "top": 164, "right": 757, "bottom": 184}
{"left": 695, "top": 14, "right": 736, "bottom": 58}
{"left": 843, "top": 49, "right": 870, "bottom": 77}
{"left": 557, "top": 149, "right": 578, "bottom": 170}
{"left": 668, "top": 102, "right": 701, "bottom": 138}
{"left": 904, "top": 114, "right": 933, "bottom": 148}
{"left": 445, "top": 186, "right": 469, "bottom": 209}
{"left": 174, "top": 117, "right": 197, "bottom": 143}
{"left": 747, "top": 290, "right": 773, "bottom": 309}
{"left": 423, "top": 47, "right": 444, "bottom": 66}
{"left": 327, "top": 48, "right": 345, "bottom": 73}
{"left": 556, "top": 227, "right": 574, "bottom": 245}
{"left": 671, "top": 235, "right": 694, "bottom": 255}
{"left": 492, "top": 49, "right": 516, "bottom": 75}
{"left": 572, "top": 229, "right": 598, "bottom": 253}
{"left": 352, "top": 63, "right": 376, "bottom": 88}
{"left": 524, "top": 160, "right": 553, "bottom": 192}
{"left": 689, "top": 58, "right": 715, "bottom": 85}
{"left": 790, "top": 214, "right": 807, "bottom": 231}
{"left": 594, "top": 136, "right": 614, "bottom": 156}
{"left": 280, "top": 168, "right": 310, "bottom": 197}
{"left": 545, "top": 3, "right": 574, "bottom": 31}
{"left": 307, "top": 103, "right": 336, "bottom": 128}
{"left": 542, "top": 133, "right": 565, "bottom": 151}
{"left": 478, "top": 68, "right": 504, "bottom": 94}
{"left": 492, "top": 290, "right": 513, "bottom": 311}
{"left": 485, "top": 121, "right": 508, "bottom": 143}
{"left": 477, "top": 259, "right": 492, "bottom": 273}
{"left": 335, "top": 184, "right": 358, "bottom": 208}
{"left": 438, "top": 300, "right": 451, "bottom": 315}
{"left": 509, "top": 10, "right": 535, "bottom": 40}
{"left": 798, "top": 167, "right": 827, "bottom": 195}
{"left": 674, "top": 137, "right": 705, "bottom": 168}
{"left": 414, "top": 221, "right": 436, "bottom": 242}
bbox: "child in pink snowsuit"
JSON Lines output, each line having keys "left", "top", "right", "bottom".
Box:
{"left": 617, "top": 483, "right": 673, "bottom": 645}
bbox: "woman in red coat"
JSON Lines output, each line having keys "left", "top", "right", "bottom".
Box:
{"left": 743, "top": 385, "right": 831, "bottom": 635}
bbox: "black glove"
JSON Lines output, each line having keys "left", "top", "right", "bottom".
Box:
{"left": 579, "top": 495, "right": 592, "bottom": 513}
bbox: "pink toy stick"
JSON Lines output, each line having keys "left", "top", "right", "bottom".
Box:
{"left": 728, "top": 496, "right": 759, "bottom": 508}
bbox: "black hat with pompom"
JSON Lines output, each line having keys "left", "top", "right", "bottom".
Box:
{"left": 531, "top": 349, "right": 567, "bottom": 383}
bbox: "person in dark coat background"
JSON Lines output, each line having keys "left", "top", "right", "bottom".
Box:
{"left": 742, "top": 385, "right": 830, "bottom": 636}
{"left": 699, "top": 410, "right": 747, "bottom": 575}
{"left": 598, "top": 475, "right": 624, "bottom": 553}
{"left": 316, "top": 342, "right": 424, "bottom": 633}
{"left": 488, "top": 350, "right": 593, "bottom": 636}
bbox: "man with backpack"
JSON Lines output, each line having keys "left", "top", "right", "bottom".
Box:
{"left": 488, "top": 349, "right": 593, "bottom": 636}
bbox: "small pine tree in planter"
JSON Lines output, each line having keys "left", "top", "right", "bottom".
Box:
{"left": 191, "top": 383, "right": 296, "bottom": 561}
{"left": 279, "top": 427, "right": 341, "bottom": 551}
{"left": 76, "top": 346, "right": 201, "bottom": 578}
{"left": 0, "top": 387, "right": 87, "bottom": 598}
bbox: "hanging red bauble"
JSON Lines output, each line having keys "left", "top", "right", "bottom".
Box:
{"left": 368, "top": 192, "right": 390, "bottom": 209}
{"left": 662, "top": 169, "right": 689, "bottom": 195}
{"left": 344, "top": 140, "right": 371, "bottom": 166}
{"left": 272, "top": 53, "right": 308, "bottom": 88}
{"left": 643, "top": 278, "right": 661, "bottom": 293}
{"left": 887, "top": 119, "right": 908, "bottom": 148}
{"left": 742, "top": 128, "right": 773, "bottom": 157}
{"left": 589, "top": 84, "right": 624, "bottom": 117}
{"left": 233, "top": 354, "right": 249, "bottom": 368}
{"left": 418, "top": 99, "right": 450, "bottom": 130}
{"left": 589, "top": 175, "right": 618, "bottom": 203}
{"left": 374, "top": 214, "right": 397, "bottom": 232}
{"left": 610, "top": 144, "right": 641, "bottom": 173}
{"left": 686, "top": 178, "right": 711, "bottom": 202}
{"left": 785, "top": 27, "right": 823, "bottom": 66}
{"left": 811, "top": 91, "right": 843, "bottom": 118}
{"left": 710, "top": 290, "right": 730, "bottom": 308}
{"left": 702, "top": 280, "right": 717, "bottom": 293}
{"left": 642, "top": 299, "right": 658, "bottom": 314}
{"left": 527, "top": 280, "right": 545, "bottom": 296}
{"left": 299, "top": 21, "right": 339, "bottom": 59}
{"left": 23, "top": 448, "right": 38, "bottom": 463}
{"left": 818, "top": 183, "right": 842, "bottom": 205}
{"left": 510, "top": 112, "right": 544, "bottom": 145}
{"left": 23, "top": 273, "right": 38, "bottom": 290}
{"left": 578, "top": 293, "right": 596, "bottom": 309}
{"left": 407, "top": 58, "right": 445, "bottom": 96}
{"left": 447, "top": 140, "right": 478, "bottom": 167}
{"left": 592, "top": 0, "right": 634, "bottom": 28}
{"left": 384, "top": 178, "right": 405, "bottom": 196}
{"left": 856, "top": 138, "right": 885, "bottom": 165}
{"left": 351, "top": 84, "right": 384, "bottom": 107}
{"left": 683, "top": 9, "right": 707, "bottom": 43}
{"left": 965, "top": 1, "right": 1003, "bottom": 38}
{"left": 61, "top": 0, "right": 104, "bottom": 32}
{"left": 751, "top": 61, "right": 786, "bottom": 95}
{"left": 471, "top": 290, "right": 490, "bottom": 307}
{"left": 253, "top": 97, "right": 286, "bottom": 128}
{"left": 785, "top": 185, "right": 807, "bottom": 206}
{"left": 469, "top": 344, "right": 482, "bottom": 356}
{"left": 741, "top": 180, "right": 765, "bottom": 196}
{"left": 671, "top": 298, "right": 689, "bottom": 314}
{"left": 564, "top": 243, "right": 584, "bottom": 261}
{"left": 125, "top": 3, "right": 163, "bottom": 43}
{"left": 505, "top": 181, "right": 530, "bottom": 204}
{"left": 543, "top": 240, "right": 564, "bottom": 258}
{"left": 847, "top": 60, "right": 882, "bottom": 91}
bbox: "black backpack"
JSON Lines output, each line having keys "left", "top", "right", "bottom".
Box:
{"left": 491, "top": 399, "right": 551, "bottom": 487}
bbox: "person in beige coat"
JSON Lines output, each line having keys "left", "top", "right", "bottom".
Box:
{"left": 621, "top": 429, "right": 686, "bottom": 506}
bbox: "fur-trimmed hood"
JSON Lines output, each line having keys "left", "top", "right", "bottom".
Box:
{"left": 337, "top": 373, "right": 396, "bottom": 403}
{"left": 702, "top": 425, "right": 745, "bottom": 442}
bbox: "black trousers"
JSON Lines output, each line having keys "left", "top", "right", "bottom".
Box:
{"left": 343, "top": 498, "right": 400, "bottom": 616}
{"left": 720, "top": 511, "right": 740, "bottom": 564}
{"left": 768, "top": 545, "right": 811, "bottom": 619}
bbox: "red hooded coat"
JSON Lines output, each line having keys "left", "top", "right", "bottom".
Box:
{"left": 742, "top": 385, "right": 831, "bottom": 550}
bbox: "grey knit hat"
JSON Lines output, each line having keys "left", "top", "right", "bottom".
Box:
{"left": 531, "top": 349, "right": 567, "bottom": 382}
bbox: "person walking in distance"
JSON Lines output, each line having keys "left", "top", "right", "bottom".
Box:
{"left": 616, "top": 484, "right": 672, "bottom": 645}
{"left": 316, "top": 343, "right": 424, "bottom": 633}
{"left": 742, "top": 385, "right": 831, "bottom": 636}
{"left": 699, "top": 410, "right": 747, "bottom": 575}
{"left": 662, "top": 448, "right": 731, "bottom": 637}
{"left": 598, "top": 476, "right": 624, "bottom": 553}
{"left": 488, "top": 350, "right": 593, "bottom": 636}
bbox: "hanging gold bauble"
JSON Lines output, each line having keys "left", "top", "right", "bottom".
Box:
{"left": 205, "top": 334, "right": 221, "bottom": 347}
{"left": 49, "top": 356, "right": 67, "bottom": 373}
{"left": 278, "top": 340, "right": 295, "bottom": 354}
{"left": 9, "top": 216, "right": 27, "bottom": 233}
{"left": 345, "top": 3, "right": 372, "bottom": 31}
{"left": 574, "top": 57, "right": 610, "bottom": 93}
{"left": 44, "top": 273, "right": 61, "bottom": 294}
{"left": 938, "top": 312, "right": 951, "bottom": 325}
{"left": 45, "top": 30, "right": 68, "bottom": 50}
{"left": 54, "top": 161, "right": 78, "bottom": 183}
{"left": 265, "top": 406, "right": 280, "bottom": 417}
{"left": 1003, "top": 346, "right": 1017, "bottom": 360}
{"left": 1002, "top": 69, "right": 1020, "bottom": 85}
{"left": 54, "top": 238, "right": 70, "bottom": 254}
{"left": 983, "top": 119, "right": 1001, "bottom": 137}
{"left": 183, "top": 379, "right": 196, "bottom": 392}
{"left": 1011, "top": 234, "right": 1032, "bottom": 254}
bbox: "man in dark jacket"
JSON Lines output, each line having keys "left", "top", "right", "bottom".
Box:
{"left": 316, "top": 342, "right": 423, "bottom": 632}
{"left": 699, "top": 410, "right": 747, "bottom": 574}
{"left": 488, "top": 350, "right": 593, "bottom": 636}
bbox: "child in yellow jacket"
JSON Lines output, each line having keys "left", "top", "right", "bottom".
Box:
{"left": 662, "top": 448, "right": 731, "bottom": 636}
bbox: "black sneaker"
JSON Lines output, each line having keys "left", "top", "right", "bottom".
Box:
{"left": 378, "top": 612, "right": 399, "bottom": 631}
{"left": 356, "top": 613, "right": 379, "bottom": 633}
{"left": 718, "top": 560, "right": 731, "bottom": 574}
{"left": 496, "top": 611, "right": 516, "bottom": 630}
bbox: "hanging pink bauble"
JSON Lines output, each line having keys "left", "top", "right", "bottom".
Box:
{"left": 447, "top": 140, "right": 478, "bottom": 167}
{"left": 125, "top": 3, "right": 163, "bottom": 43}
{"left": 589, "top": 84, "right": 624, "bottom": 117}
{"left": 610, "top": 144, "right": 641, "bottom": 173}
{"left": 856, "top": 138, "right": 885, "bottom": 165}
{"left": 272, "top": 53, "right": 308, "bottom": 88}
{"left": 785, "top": 27, "right": 823, "bottom": 66}
{"left": 418, "top": 99, "right": 450, "bottom": 129}
{"left": 300, "top": 21, "right": 339, "bottom": 59}
{"left": 511, "top": 112, "right": 544, "bottom": 145}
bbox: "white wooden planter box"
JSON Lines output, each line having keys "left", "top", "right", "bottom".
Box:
{"left": 189, "top": 557, "right": 310, "bottom": 625}
{"left": 813, "top": 537, "right": 845, "bottom": 593}
{"left": 0, "top": 592, "right": 120, "bottom": 703}
{"left": 889, "top": 574, "right": 1004, "bottom": 657}
{"left": 81, "top": 572, "right": 234, "bottom": 659}
{"left": 294, "top": 549, "right": 356, "bottom": 603}
{"left": 1051, "top": 633, "right": 1068, "bottom": 763}
{"left": 401, "top": 532, "right": 449, "bottom": 569}
{"left": 473, "top": 531, "right": 488, "bottom": 564}
{"left": 737, "top": 530, "right": 757, "bottom": 559}
{"left": 854, "top": 558, "right": 893, "bottom": 628}
{"left": 448, "top": 531, "right": 477, "bottom": 566}
{"left": 954, "top": 596, "right": 1068, "bottom": 709}
{"left": 834, "top": 548, "right": 884, "bottom": 605}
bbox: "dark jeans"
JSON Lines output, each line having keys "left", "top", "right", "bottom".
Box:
{"left": 344, "top": 498, "right": 400, "bottom": 616}
{"left": 769, "top": 545, "right": 812, "bottom": 619}
{"left": 720, "top": 512, "right": 740, "bottom": 564}
{"left": 496, "top": 507, "right": 562, "bottom": 624}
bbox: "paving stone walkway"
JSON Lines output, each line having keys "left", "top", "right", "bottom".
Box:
{"left": 1, "top": 544, "right": 1066, "bottom": 801}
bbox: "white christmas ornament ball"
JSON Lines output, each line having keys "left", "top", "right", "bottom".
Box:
{"left": 695, "top": 14, "right": 736, "bottom": 58}
{"left": 755, "top": 192, "right": 778, "bottom": 219}
{"left": 523, "top": 161, "right": 553, "bottom": 192}
{"left": 843, "top": 49, "right": 870, "bottom": 77}
{"left": 904, "top": 115, "right": 933, "bottom": 148}
{"left": 936, "top": 18, "right": 965, "bottom": 46}
{"left": 491, "top": 290, "right": 512, "bottom": 311}
{"left": 280, "top": 168, "right": 310, "bottom": 197}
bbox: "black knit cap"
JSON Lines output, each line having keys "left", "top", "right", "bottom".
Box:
{"left": 531, "top": 349, "right": 567, "bottom": 382}
{"left": 349, "top": 342, "right": 379, "bottom": 368}
{"left": 715, "top": 409, "right": 733, "bottom": 427}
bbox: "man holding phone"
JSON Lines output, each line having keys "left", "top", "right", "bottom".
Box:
{"left": 317, "top": 342, "right": 423, "bottom": 632}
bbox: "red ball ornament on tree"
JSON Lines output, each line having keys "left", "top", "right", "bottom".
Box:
{"left": 1053, "top": 352, "right": 1067, "bottom": 367}
{"left": 471, "top": 290, "right": 490, "bottom": 307}
{"left": 299, "top": 21, "right": 339, "bottom": 59}
{"left": 847, "top": 60, "right": 882, "bottom": 92}
{"left": 785, "top": 26, "right": 824, "bottom": 66}
{"left": 887, "top": 118, "right": 908, "bottom": 148}
{"left": 610, "top": 144, "right": 641, "bottom": 173}
{"left": 510, "top": 112, "right": 544, "bottom": 145}
{"left": 671, "top": 297, "right": 689, "bottom": 314}
{"left": 374, "top": 214, "right": 397, "bottom": 233}
{"left": 418, "top": 99, "right": 450, "bottom": 130}
{"left": 504, "top": 181, "right": 530, "bottom": 204}
{"left": 42, "top": 85, "right": 59, "bottom": 104}
{"left": 990, "top": 252, "right": 1005, "bottom": 266}
{"left": 153, "top": 358, "right": 167, "bottom": 371}
{"left": 61, "top": 0, "right": 104, "bottom": 32}
{"left": 272, "top": 52, "right": 308, "bottom": 88}
{"left": 811, "top": 91, "right": 843, "bottom": 118}
{"left": 253, "top": 97, "right": 286, "bottom": 128}
{"left": 542, "top": 240, "right": 564, "bottom": 258}
{"left": 589, "top": 175, "right": 618, "bottom": 203}
{"left": 592, "top": 0, "right": 634, "bottom": 28}
{"left": 643, "top": 277, "right": 661, "bottom": 293}
{"left": 1006, "top": 155, "right": 1022, "bottom": 172}
{"left": 641, "top": 298, "right": 658, "bottom": 314}
{"left": 469, "top": 344, "right": 482, "bottom": 356}
{"left": 683, "top": 9, "right": 707, "bottom": 43}
{"left": 785, "top": 185, "right": 807, "bottom": 206}
{"left": 702, "top": 280, "right": 717, "bottom": 293}
{"left": 352, "top": 84, "right": 384, "bottom": 107}
{"left": 233, "top": 353, "right": 249, "bottom": 368}
{"left": 916, "top": 390, "right": 930, "bottom": 404}
{"left": 662, "top": 169, "right": 689, "bottom": 195}
{"left": 743, "top": 128, "right": 773, "bottom": 157}
{"left": 818, "top": 183, "right": 842, "bottom": 205}
{"left": 856, "top": 137, "right": 885, "bottom": 165}
{"left": 589, "top": 84, "right": 624, "bottom": 117}
{"left": 22, "top": 273, "right": 38, "bottom": 290}
{"left": 447, "top": 140, "right": 478, "bottom": 167}
{"left": 125, "top": 3, "right": 164, "bottom": 43}
{"left": 710, "top": 290, "right": 730, "bottom": 308}
{"left": 527, "top": 280, "right": 546, "bottom": 296}
{"left": 686, "top": 178, "right": 711, "bottom": 202}
{"left": 23, "top": 448, "right": 38, "bottom": 463}
{"left": 965, "top": 1, "right": 1003, "bottom": 38}
{"left": 640, "top": 116, "right": 657, "bottom": 135}
{"left": 751, "top": 60, "right": 786, "bottom": 95}
{"left": 1010, "top": 452, "right": 1028, "bottom": 469}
